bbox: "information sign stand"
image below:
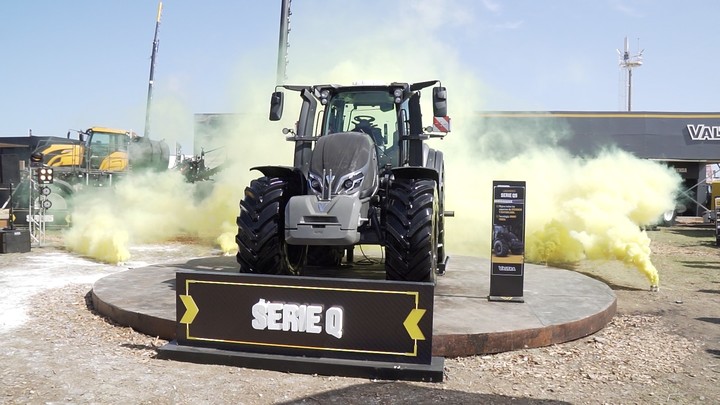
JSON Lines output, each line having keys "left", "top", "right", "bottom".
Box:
{"left": 489, "top": 181, "right": 526, "bottom": 302}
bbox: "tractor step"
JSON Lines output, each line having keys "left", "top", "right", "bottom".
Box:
{"left": 437, "top": 255, "right": 450, "bottom": 275}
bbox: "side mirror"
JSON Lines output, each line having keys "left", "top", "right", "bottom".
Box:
{"left": 432, "top": 87, "right": 447, "bottom": 117}
{"left": 269, "top": 91, "right": 284, "bottom": 121}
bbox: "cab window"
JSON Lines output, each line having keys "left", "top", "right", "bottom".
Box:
{"left": 322, "top": 90, "right": 397, "bottom": 150}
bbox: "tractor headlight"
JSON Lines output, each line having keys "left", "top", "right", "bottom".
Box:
{"left": 308, "top": 173, "right": 323, "bottom": 195}
{"left": 335, "top": 171, "right": 364, "bottom": 196}
{"left": 309, "top": 171, "right": 364, "bottom": 197}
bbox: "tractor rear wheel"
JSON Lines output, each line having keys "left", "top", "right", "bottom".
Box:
{"left": 384, "top": 178, "right": 438, "bottom": 282}
{"left": 426, "top": 150, "right": 446, "bottom": 269}
{"left": 236, "top": 176, "right": 305, "bottom": 275}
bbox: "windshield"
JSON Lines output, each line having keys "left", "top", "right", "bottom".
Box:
{"left": 322, "top": 90, "right": 397, "bottom": 149}
{"left": 90, "top": 131, "right": 129, "bottom": 152}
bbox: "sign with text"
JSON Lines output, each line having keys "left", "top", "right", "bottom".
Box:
{"left": 489, "top": 181, "right": 526, "bottom": 302}
{"left": 175, "top": 271, "right": 435, "bottom": 364}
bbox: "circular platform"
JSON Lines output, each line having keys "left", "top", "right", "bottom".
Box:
{"left": 91, "top": 255, "right": 616, "bottom": 357}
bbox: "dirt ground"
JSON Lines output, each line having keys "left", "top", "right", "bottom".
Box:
{"left": 0, "top": 226, "right": 718, "bottom": 404}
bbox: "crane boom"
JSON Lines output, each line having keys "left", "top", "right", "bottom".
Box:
{"left": 144, "top": 1, "right": 163, "bottom": 139}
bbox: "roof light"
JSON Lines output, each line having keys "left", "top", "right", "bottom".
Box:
{"left": 319, "top": 89, "right": 330, "bottom": 105}
{"left": 393, "top": 88, "right": 403, "bottom": 104}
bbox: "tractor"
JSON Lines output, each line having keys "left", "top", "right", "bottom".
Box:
{"left": 492, "top": 224, "right": 524, "bottom": 257}
{"left": 235, "top": 81, "right": 450, "bottom": 282}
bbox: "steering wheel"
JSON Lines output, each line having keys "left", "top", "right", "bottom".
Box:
{"left": 353, "top": 115, "right": 376, "bottom": 124}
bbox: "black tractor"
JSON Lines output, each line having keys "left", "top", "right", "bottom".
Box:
{"left": 235, "top": 81, "right": 451, "bottom": 282}
{"left": 492, "top": 224, "right": 524, "bottom": 257}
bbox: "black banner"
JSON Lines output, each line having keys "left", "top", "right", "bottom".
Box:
{"left": 715, "top": 196, "right": 720, "bottom": 246}
{"left": 489, "top": 181, "right": 526, "bottom": 302}
{"left": 175, "top": 271, "right": 435, "bottom": 364}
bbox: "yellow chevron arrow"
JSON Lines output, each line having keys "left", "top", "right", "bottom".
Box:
{"left": 179, "top": 295, "right": 199, "bottom": 324}
{"left": 403, "top": 308, "right": 426, "bottom": 340}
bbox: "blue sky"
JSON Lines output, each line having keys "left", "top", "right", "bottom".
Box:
{"left": 1, "top": 0, "right": 718, "bottom": 145}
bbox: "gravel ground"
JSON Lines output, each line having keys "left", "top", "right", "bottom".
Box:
{"left": 0, "top": 228, "right": 718, "bottom": 404}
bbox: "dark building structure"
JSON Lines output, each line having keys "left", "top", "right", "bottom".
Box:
{"left": 0, "top": 141, "right": 29, "bottom": 219}
{"left": 0, "top": 136, "right": 64, "bottom": 227}
{"left": 0, "top": 136, "right": 68, "bottom": 162}
{"left": 476, "top": 111, "right": 720, "bottom": 219}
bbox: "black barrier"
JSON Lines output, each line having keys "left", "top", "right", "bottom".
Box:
{"left": 172, "top": 271, "right": 435, "bottom": 365}
{"left": 489, "top": 180, "right": 526, "bottom": 302}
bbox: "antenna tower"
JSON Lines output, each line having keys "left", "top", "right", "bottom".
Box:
{"left": 617, "top": 37, "right": 643, "bottom": 111}
{"left": 276, "top": 0, "right": 292, "bottom": 85}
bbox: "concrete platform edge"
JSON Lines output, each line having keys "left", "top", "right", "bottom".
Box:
{"left": 90, "top": 255, "right": 617, "bottom": 358}
{"left": 157, "top": 341, "right": 445, "bottom": 382}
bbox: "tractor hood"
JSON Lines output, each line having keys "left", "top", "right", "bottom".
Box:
{"left": 308, "top": 132, "right": 378, "bottom": 200}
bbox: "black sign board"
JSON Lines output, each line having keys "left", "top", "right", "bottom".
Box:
{"left": 489, "top": 180, "right": 526, "bottom": 302}
{"left": 174, "top": 271, "right": 435, "bottom": 364}
{"left": 715, "top": 197, "right": 720, "bottom": 246}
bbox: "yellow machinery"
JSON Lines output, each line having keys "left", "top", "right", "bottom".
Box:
{"left": 34, "top": 127, "right": 168, "bottom": 174}
{"left": 31, "top": 126, "right": 169, "bottom": 198}
{"left": 40, "top": 127, "right": 132, "bottom": 172}
{"left": 710, "top": 179, "right": 720, "bottom": 211}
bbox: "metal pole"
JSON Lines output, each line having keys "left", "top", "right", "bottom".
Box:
{"left": 627, "top": 68, "right": 632, "bottom": 112}
{"left": 276, "top": 0, "right": 291, "bottom": 85}
{"left": 144, "top": 1, "right": 163, "bottom": 139}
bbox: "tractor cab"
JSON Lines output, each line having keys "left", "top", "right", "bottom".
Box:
{"left": 321, "top": 88, "right": 398, "bottom": 167}
{"left": 82, "top": 127, "right": 131, "bottom": 171}
{"left": 269, "top": 81, "right": 449, "bottom": 172}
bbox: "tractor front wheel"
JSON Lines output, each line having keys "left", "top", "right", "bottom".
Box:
{"left": 384, "top": 178, "right": 438, "bottom": 283}
{"left": 493, "top": 240, "right": 509, "bottom": 257}
{"left": 236, "top": 176, "right": 305, "bottom": 275}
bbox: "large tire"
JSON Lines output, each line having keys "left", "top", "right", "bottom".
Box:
{"left": 306, "top": 246, "right": 344, "bottom": 267}
{"left": 384, "top": 178, "right": 438, "bottom": 282}
{"left": 493, "top": 240, "right": 509, "bottom": 257}
{"left": 236, "top": 176, "right": 305, "bottom": 275}
{"left": 426, "top": 151, "right": 446, "bottom": 267}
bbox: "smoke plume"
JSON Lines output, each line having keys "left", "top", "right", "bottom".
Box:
{"left": 62, "top": 2, "right": 681, "bottom": 289}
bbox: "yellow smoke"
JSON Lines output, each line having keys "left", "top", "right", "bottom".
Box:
{"left": 522, "top": 149, "right": 678, "bottom": 287}
{"left": 64, "top": 170, "right": 193, "bottom": 263}
{"left": 62, "top": 2, "right": 681, "bottom": 290}
{"left": 440, "top": 131, "right": 680, "bottom": 288}
{"left": 63, "top": 81, "right": 293, "bottom": 264}
{"left": 62, "top": 134, "right": 293, "bottom": 263}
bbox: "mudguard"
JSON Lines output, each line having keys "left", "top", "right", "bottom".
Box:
{"left": 391, "top": 166, "right": 438, "bottom": 183}
{"left": 250, "top": 166, "right": 305, "bottom": 190}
